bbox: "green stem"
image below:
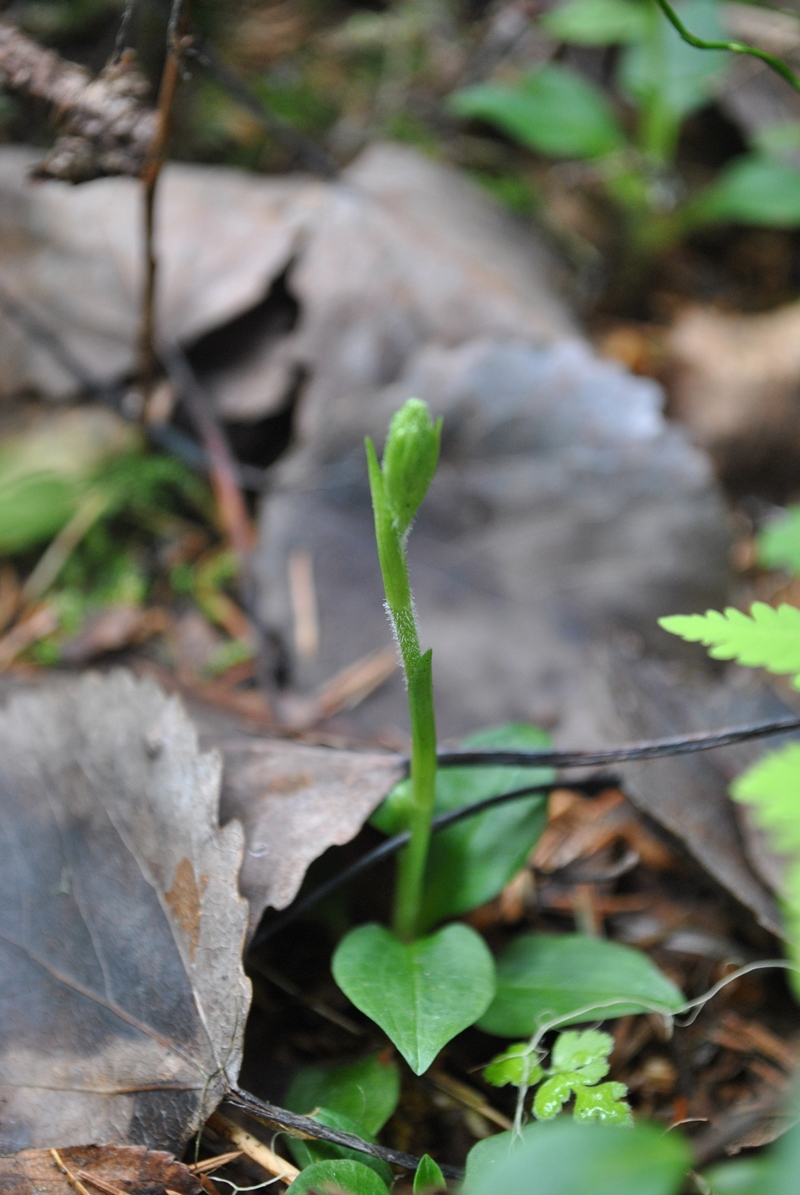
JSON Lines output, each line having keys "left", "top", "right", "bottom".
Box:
{"left": 394, "top": 650, "right": 437, "bottom": 940}
{"left": 653, "top": 0, "right": 800, "bottom": 93}
{"left": 366, "top": 438, "right": 437, "bottom": 940}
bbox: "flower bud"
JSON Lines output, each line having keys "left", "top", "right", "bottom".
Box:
{"left": 381, "top": 398, "right": 441, "bottom": 536}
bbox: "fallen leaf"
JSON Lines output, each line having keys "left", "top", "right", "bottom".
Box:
{"left": 0, "top": 671, "right": 250, "bottom": 1153}
{"left": 217, "top": 737, "right": 403, "bottom": 937}
{"left": 258, "top": 336, "right": 731, "bottom": 747}
{"left": 597, "top": 651, "right": 787, "bottom": 936}
{"left": 667, "top": 301, "right": 800, "bottom": 493}
{"left": 0, "top": 142, "right": 571, "bottom": 416}
{"left": 0, "top": 1144, "right": 202, "bottom": 1195}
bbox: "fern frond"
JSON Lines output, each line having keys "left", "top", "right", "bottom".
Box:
{"left": 731, "top": 743, "right": 800, "bottom": 994}
{"left": 731, "top": 743, "right": 800, "bottom": 853}
{"left": 759, "top": 506, "right": 800, "bottom": 576}
{"left": 659, "top": 603, "right": 800, "bottom": 679}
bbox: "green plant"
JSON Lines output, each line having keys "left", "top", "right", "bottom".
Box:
{"left": 661, "top": 601, "right": 800, "bottom": 982}
{"left": 323, "top": 399, "right": 685, "bottom": 1092}
{"left": 448, "top": 0, "right": 800, "bottom": 262}
{"left": 484, "top": 1029, "right": 632, "bottom": 1125}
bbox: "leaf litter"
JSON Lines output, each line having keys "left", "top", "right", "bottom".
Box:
{"left": 0, "top": 671, "right": 250, "bottom": 1154}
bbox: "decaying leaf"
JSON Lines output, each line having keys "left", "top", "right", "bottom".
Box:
{"left": 217, "top": 737, "right": 403, "bottom": 937}
{"left": 0, "top": 671, "right": 251, "bottom": 1154}
{"left": 667, "top": 301, "right": 800, "bottom": 492}
{"left": 0, "top": 1144, "right": 202, "bottom": 1195}
{"left": 598, "top": 651, "right": 786, "bottom": 936}
{"left": 0, "top": 142, "right": 571, "bottom": 416}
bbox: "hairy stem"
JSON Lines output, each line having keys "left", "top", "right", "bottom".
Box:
{"left": 366, "top": 438, "right": 436, "bottom": 939}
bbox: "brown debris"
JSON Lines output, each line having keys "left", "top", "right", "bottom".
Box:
{"left": 0, "top": 25, "right": 157, "bottom": 182}
{"left": 0, "top": 1145, "right": 202, "bottom": 1195}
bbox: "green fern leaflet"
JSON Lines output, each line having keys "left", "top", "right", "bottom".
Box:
{"left": 659, "top": 602, "right": 800, "bottom": 686}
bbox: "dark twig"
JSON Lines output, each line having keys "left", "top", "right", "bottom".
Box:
{"left": 224, "top": 1088, "right": 463, "bottom": 1179}
{"left": 249, "top": 775, "right": 616, "bottom": 948}
{"left": 162, "top": 347, "right": 253, "bottom": 560}
{"left": 139, "top": 0, "right": 187, "bottom": 404}
{"left": 434, "top": 714, "right": 800, "bottom": 771}
{"left": 181, "top": 35, "right": 339, "bottom": 178}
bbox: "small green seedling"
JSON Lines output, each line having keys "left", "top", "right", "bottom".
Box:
{"left": 331, "top": 400, "right": 497, "bottom": 1073}
{"left": 484, "top": 1029, "right": 632, "bottom": 1125}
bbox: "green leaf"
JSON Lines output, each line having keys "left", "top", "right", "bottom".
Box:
{"left": 550, "top": 1029, "right": 613, "bottom": 1083}
{"left": 449, "top": 64, "right": 626, "bottom": 159}
{"left": 542, "top": 0, "right": 650, "bottom": 45}
{"left": 752, "top": 121, "right": 800, "bottom": 160}
{"left": 284, "top": 1052, "right": 400, "bottom": 1136}
{"left": 659, "top": 602, "right": 800, "bottom": 684}
{"left": 286, "top": 1158, "right": 390, "bottom": 1195}
{"left": 332, "top": 923, "right": 496, "bottom": 1074}
{"left": 464, "top": 1119, "right": 691, "bottom": 1195}
{"left": 413, "top": 1154, "right": 446, "bottom": 1194}
{"left": 759, "top": 507, "right": 800, "bottom": 575}
{"left": 0, "top": 473, "right": 84, "bottom": 553}
{"left": 373, "top": 724, "right": 553, "bottom": 929}
{"left": 730, "top": 746, "right": 800, "bottom": 996}
{"left": 703, "top": 1159, "right": 776, "bottom": 1194}
{"left": 478, "top": 933, "right": 684, "bottom": 1036}
{"left": 284, "top": 1108, "right": 394, "bottom": 1185}
{"left": 691, "top": 156, "right": 800, "bottom": 228}
{"left": 533, "top": 1073, "right": 583, "bottom": 1119}
{"left": 379, "top": 398, "right": 442, "bottom": 538}
{"left": 483, "top": 1041, "right": 544, "bottom": 1088}
{"left": 573, "top": 1081, "right": 633, "bottom": 1125}
{"left": 731, "top": 744, "right": 800, "bottom": 852}
{"left": 771, "top": 1116, "right": 800, "bottom": 1195}
{"left": 619, "top": 0, "right": 728, "bottom": 123}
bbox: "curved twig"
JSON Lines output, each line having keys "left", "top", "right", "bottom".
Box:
{"left": 654, "top": 0, "right": 800, "bottom": 92}
{"left": 434, "top": 714, "right": 800, "bottom": 770}
{"left": 224, "top": 1088, "right": 464, "bottom": 1179}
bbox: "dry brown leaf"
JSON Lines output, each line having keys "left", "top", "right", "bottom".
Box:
{"left": 217, "top": 737, "right": 403, "bottom": 938}
{"left": 667, "top": 302, "right": 800, "bottom": 490}
{"left": 0, "top": 142, "right": 571, "bottom": 414}
{"left": 0, "top": 1144, "right": 202, "bottom": 1195}
{"left": 0, "top": 671, "right": 251, "bottom": 1154}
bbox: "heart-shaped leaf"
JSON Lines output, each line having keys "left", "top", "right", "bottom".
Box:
{"left": 332, "top": 923, "right": 496, "bottom": 1074}
{"left": 478, "top": 934, "right": 684, "bottom": 1036}
{"left": 286, "top": 1159, "right": 390, "bottom": 1195}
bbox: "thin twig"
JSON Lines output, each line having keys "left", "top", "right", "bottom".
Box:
{"left": 113, "top": 0, "right": 139, "bottom": 61}
{"left": 139, "top": 0, "right": 188, "bottom": 404}
{"left": 161, "top": 347, "right": 253, "bottom": 560}
{"left": 180, "top": 36, "right": 339, "bottom": 178}
{"left": 223, "top": 1088, "right": 464, "bottom": 1180}
{"left": 434, "top": 714, "right": 800, "bottom": 770}
{"left": 654, "top": 0, "right": 800, "bottom": 92}
{"left": 249, "top": 775, "right": 615, "bottom": 947}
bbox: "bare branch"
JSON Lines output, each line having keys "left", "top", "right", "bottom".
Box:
{"left": 0, "top": 22, "right": 156, "bottom": 182}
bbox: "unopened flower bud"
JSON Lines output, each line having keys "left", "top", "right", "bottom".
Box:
{"left": 381, "top": 398, "right": 442, "bottom": 537}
